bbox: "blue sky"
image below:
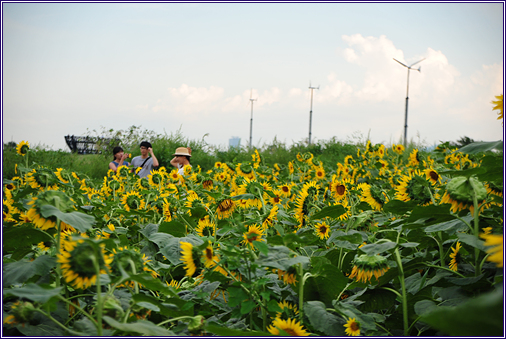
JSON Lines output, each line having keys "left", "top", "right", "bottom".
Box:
{"left": 2, "top": 2, "right": 504, "bottom": 151}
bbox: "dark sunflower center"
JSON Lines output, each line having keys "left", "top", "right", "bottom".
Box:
{"left": 282, "top": 186, "right": 289, "bottom": 193}
{"left": 429, "top": 171, "right": 439, "bottom": 181}
{"left": 319, "top": 226, "right": 327, "bottom": 233}
{"left": 336, "top": 185, "right": 346, "bottom": 195}
{"left": 273, "top": 197, "right": 280, "bottom": 203}
{"left": 218, "top": 199, "right": 232, "bottom": 212}
{"left": 283, "top": 328, "right": 297, "bottom": 336}
{"left": 248, "top": 234, "right": 258, "bottom": 242}
{"left": 205, "top": 248, "right": 213, "bottom": 260}
{"left": 350, "top": 322, "right": 359, "bottom": 331}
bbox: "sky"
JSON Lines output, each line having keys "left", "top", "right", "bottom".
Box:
{"left": 2, "top": 1, "right": 504, "bottom": 152}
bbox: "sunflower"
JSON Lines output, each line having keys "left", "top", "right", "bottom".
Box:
{"left": 392, "top": 143, "right": 404, "bottom": 155}
{"left": 314, "top": 221, "right": 330, "bottom": 240}
{"left": 273, "top": 267, "right": 298, "bottom": 285}
{"left": 216, "top": 198, "right": 236, "bottom": 219}
{"left": 267, "top": 317, "right": 309, "bottom": 336}
{"left": 314, "top": 166, "right": 325, "bottom": 180}
{"left": 242, "top": 224, "right": 265, "bottom": 248}
{"left": 329, "top": 177, "right": 349, "bottom": 201}
{"left": 278, "top": 183, "right": 292, "bottom": 198}
{"left": 147, "top": 170, "right": 165, "bottom": 188}
{"left": 448, "top": 241, "right": 462, "bottom": 272}
{"left": 214, "top": 171, "right": 231, "bottom": 184}
{"left": 166, "top": 279, "right": 182, "bottom": 291}
{"left": 294, "top": 189, "right": 310, "bottom": 228}
{"left": 276, "top": 300, "right": 299, "bottom": 319}
{"left": 196, "top": 217, "right": 216, "bottom": 237}
{"left": 360, "top": 183, "right": 389, "bottom": 211}
{"left": 168, "top": 169, "right": 182, "bottom": 182}
{"left": 3, "top": 301, "right": 35, "bottom": 327}
{"left": 120, "top": 191, "right": 146, "bottom": 212}
{"left": 492, "top": 94, "right": 503, "bottom": 123}
{"left": 54, "top": 168, "right": 69, "bottom": 183}
{"left": 408, "top": 149, "right": 420, "bottom": 167}
{"left": 288, "top": 161, "right": 294, "bottom": 174}
{"left": 236, "top": 163, "right": 255, "bottom": 179}
{"left": 344, "top": 317, "right": 361, "bottom": 336}
{"left": 424, "top": 168, "right": 440, "bottom": 185}
{"left": 57, "top": 238, "right": 112, "bottom": 290}
{"left": 440, "top": 176, "right": 487, "bottom": 214}
{"left": 480, "top": 233, "right": 503, "bottom": 268}
{"left": 262, "top": 205, "right": 279, "bottom": 229}
{"left": 349, "top": 254, "right": 390, "bottom": 284}
{"left": 16, "top": 141, "right": 29, "bottom": 156}
{"left": 180, "top": 242, "right": 200, "bottom": 277}
{"left": 394, "top": 170, "right": 434, "bottom": 205}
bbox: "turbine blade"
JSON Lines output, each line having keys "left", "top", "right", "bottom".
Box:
{"left": 410, "top": 58, "right": 426, "bottom": 67}
{"left": 393, "top": 58, "right": 408, "bottom": 68}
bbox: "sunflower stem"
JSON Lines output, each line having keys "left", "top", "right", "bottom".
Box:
{"left": 336, "top": 282, "right": 353, "bottom": 301}
{"left": 422, "top": 263, "right": 466, "bottom": 278}
{"left": 91, "top": 254, "right": 103, "bottom": 336}
{"left": 156, "top": 315, "right": 195, "bottom": 327}
{"left": 472, "top": 192, "right": 481, "bottom": 277}
{"left": 57, "top": 295, "right": 98, "bottom": 327}
{"left": 34, "top": 309, "right": 85, "bottom": 336}
{"left": 394, "top": 248, "right": 409, "bottom": 336}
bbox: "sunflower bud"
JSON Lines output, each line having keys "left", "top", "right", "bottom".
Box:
{"left": 188, "top": 315, "right": 205, "bottom": 333}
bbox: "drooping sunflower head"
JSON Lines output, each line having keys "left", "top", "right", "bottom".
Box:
{"left": 492, "top": 94, "right": 503, "bottom": 123}
{"left": 448, "top": 241, "right": 462, "bottom": 272}
{"left": 180, "top": 241, "right": 202, "bottom": 277}
{"left": 3, "top": 301, "right": 36, "bottom": 327}
{"left": 349, "top": 254, "right": 390, "bottom": 284}
{"left": 16, "top": 141, "right": 30, "bottom": 156}
{"left": 267, "top": 317, "right": 309, "bottom": 336}
{"left": 408, "top": 149, "right": 420, "bottom": 167}
{"left": 440, "top": 176, "right": 487, "bottom": 213}
{"left": 276, "top": 300, "right": 299, "bottom": 320}
{"left": 110, "top": 246, "right": 159, "bottom": 284}
{"left": 344, "top": 317, "right": 361, "bottom": 336}
{"left": 136, "top": 177, "right": 151, "bottom": 191}
{"left": 394, "top": 170, "right": 434, "bottom": 206}
{"left": 147, "top": 170, "right": 165, "bottom": 187}
{"left": 360, "top": 183, "right": 389, "bottom": 211}
{"left": 314, "top": 221, "right": 331, "bottom": 240}
{"left": 57, "top": 238, "right": 112, "bottom": 290}
{"left": 273, "top": 266, "right": 298, "bottom": 285}
{"left": 116, "top": 165, "right": 131, "bottom": 179}
{"left": 216, "top": 198, "right": 236, "bottom": 220}
{"left": 262, "top": 205, "right": 279, "bottom": 228}
{"left": 120, "top": 191, "right": 146, "bottom": 212}
{"left": 242, "top": 224, "right": 265, "bottom": 248}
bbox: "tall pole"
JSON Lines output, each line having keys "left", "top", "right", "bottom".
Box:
{"left": 394, "top": 58, "right": 425, "bottom": 147}
{"left": 308, "top": 83, "right": 319, "bottom": 146}
{"left": 403, "top": 69, "right": 410, "bottom": 148}
{"left": 249, "top": 89, "right": 257, "bottom": 150}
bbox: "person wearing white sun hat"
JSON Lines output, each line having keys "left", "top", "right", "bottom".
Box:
{"left": 170, "top": 146, "right": 192, "bottom": 176}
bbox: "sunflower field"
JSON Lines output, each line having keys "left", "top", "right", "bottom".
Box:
{"left": 3, "top": 132, "right": 504, "bottom": 336}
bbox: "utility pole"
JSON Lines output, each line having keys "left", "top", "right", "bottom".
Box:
{"left": 308, "top": 83, "right": 319, "bottom": 146}
{"left": 249, "top": 89, "right": 257, "bottom": 150}
{"left": 393, "top": 57, "right": 425, "bottom": 147}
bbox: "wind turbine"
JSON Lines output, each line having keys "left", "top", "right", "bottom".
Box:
{"left": 308, "top": 82, "right": 319, "bottom": 146}
{"left": 248, "top": 89, "right": 257, "bottom": 150}
{"left": 393, "top": 57, "right": 425, "bottom": 147}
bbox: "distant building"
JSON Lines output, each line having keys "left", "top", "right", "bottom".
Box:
{"left": 229, "top": 136, "right": 241, "bottom": 149}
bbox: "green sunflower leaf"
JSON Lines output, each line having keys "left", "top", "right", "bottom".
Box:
{"left": 240, "top": 300, "right": 257, "bottom": 314}
{"left": 456, "top": 233, "right": 486, "bottom": 251}
{"left": 407, "top": 204, "right": 453, "bottom": 225}
{"left": 383, "top": 200, "right": 418, "bottom": 215}
{"left": 420, "top": 287, "right": 503, "bottom": 336}
{"left": 3, "top": 255, "right": 56, "bottom": 286}
{"left": 39, "top": 205, "right": 94, "bottom": 232}
{"left": 103, "top": 316, "right": 176, "bottom": 336}
{"left": 3, "top": 284, "right": 63, "bottom": 303}
{"left": 424, "top": 216, "right": 472, "bottom": 234}
{"left": 457, "top": 140, "right": 503, "bottom": 154}
{"left": 359, "top": 241, "right": 397, "bottom": 255}
{"left": 310, "top": 204, "right": 346, "bottom": 221}
{"left": 159, "top": 220, "right": 186, "bottom": 238}
{"left": 304, "top": 300, "right": 346, "bottom": 336}
{"left": 3, "top": 226, "right": 53, "bottom": 252}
